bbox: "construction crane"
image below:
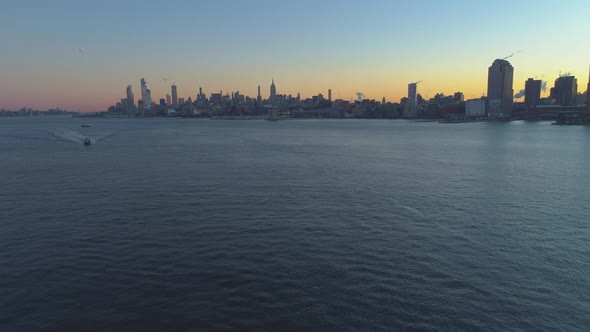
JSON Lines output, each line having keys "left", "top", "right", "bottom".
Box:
{"left": 501, "top": 50, "right": 521, "bottom": 60}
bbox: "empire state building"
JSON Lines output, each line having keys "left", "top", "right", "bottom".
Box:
{"left": 270, "top": 79, "right": 277, "bottom": 102}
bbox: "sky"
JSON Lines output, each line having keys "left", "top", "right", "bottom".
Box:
{"left": 0, "top": 0, "right": 589, "bottom": 112}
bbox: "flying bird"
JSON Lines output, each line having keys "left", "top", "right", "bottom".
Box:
{"left": 161, "top": 78, "right": 168, "bottom": 81}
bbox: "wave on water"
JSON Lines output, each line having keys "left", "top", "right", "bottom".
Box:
{"left": 0, "top": 134, "right": 70, "bottom": 143}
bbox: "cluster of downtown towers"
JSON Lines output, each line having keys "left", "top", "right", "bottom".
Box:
{"left": 116, "top": 78, "right": 304, "bottom": 114}
{"left": 112, "top": 59, "right": 590, "bottom": 118}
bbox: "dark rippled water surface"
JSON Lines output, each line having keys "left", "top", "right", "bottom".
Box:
{"left": 1, "top": 117, "right": 590, "bottom": 331}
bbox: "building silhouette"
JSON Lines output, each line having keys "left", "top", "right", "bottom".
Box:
{"left": 408, "top": 83, "right": 418, "bottom": 102}
{"left": 171, "top": 85, "right": 178, "bottom": 108}
{"left": 126, "top": 85, "right": 135, "bottom": 108}
{"left": 586, "top": 66, "right": 590, "bottom": 108}
{"left": 453, "top": 92, "right": 465, "bottom": 102}
{"left": 328, "top": 89, "right": 332, "bottom": 102}
{"left": 487, "top": 59, "right": 514, "bottom": 117}
{"left": 257, "top": 85, "right": 262, "bottom": 104}
{"left": 270, "top": 79, "right": 277, "bottom": 102}
{"left": 140, "top": 78, "right": 152, "bottom": 109}
{"left": 524, "top": 78, "right": 542, "bottom": 108}
{"left": 146, "top": 90, "right": 152, "bottom": 109}
{"left": 551, "top": 76, "right": 577, "bottom": 106}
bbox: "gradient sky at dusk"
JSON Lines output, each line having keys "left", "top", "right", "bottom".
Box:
{"left": 1, "top": 0, "right": 589, "bottom": 111}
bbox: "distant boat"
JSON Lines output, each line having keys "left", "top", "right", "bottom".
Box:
{"left": 81, "top": 124, "right": 92, "bottom": 128}
{"left": 83, "top": 138, "right": 92, "bottom": 145}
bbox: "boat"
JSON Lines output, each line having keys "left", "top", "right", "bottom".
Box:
{"left": 83, "top": 138, "right": 92, "bottom": 145}
{"left": 81, "top": 124, "right": 92, "bottom": 127}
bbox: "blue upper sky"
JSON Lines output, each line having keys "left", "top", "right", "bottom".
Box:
{"left": 1, "top": 0, "right": 589, "bottom": 111}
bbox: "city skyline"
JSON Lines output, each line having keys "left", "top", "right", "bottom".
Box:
{"left": 1, "top": 0, "right": 590, "bottom": 112}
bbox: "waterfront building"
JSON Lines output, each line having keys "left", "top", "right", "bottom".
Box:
{"left": 487, "top": 99, "right": 502, "bottom": 116}
{"left": 257, "top": 85, "right": 262, "bottom": 104}
{"left": 166, "top": 94, "right": 171, "bottom": 105}
{"left": 403, "top": 101, "right": 420, "bottom": 118}
{"left": 550, "top": 76, "right": 578, "bottom": 106}
{"left": 328, "top": 89, "right": 332, "bottom": 102}
{"left": 466, "top": 98, "right": 486, "bottom": 116}
{"left": 431, "top": 93, "right": 455, "bottom": 106}
{"left": 587, "top": 66, "right": 590, "bottom": 108}
{"left": 525, "top": 78, "right": 542, "bottom": 108}
{"left": 487, "top": 59, "right": 514, "bottom": 118}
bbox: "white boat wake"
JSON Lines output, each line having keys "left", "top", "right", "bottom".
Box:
{"left": 53, "top": 129, "right": 115, "bottom": 145}
{"left": 398, "top": 205, "right": 425, "bottom": 218}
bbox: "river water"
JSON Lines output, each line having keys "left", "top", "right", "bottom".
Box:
{"left": 1, "top": 117, "right": 589, "bottom": 330}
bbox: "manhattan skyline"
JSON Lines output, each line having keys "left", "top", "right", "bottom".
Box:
{"left": 1, "top": 0, "right": 589, "bottom": 112}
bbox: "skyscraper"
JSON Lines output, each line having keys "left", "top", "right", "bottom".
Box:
{"left": 166, "top": 94, "right": 171, "bottom": 105}
{"left": 126, "top": 85, "right": 135, "bottom": 109}
{"left": 257, "top": 85, "right": 262, "bottom": 104}
{"left": 328, "top": 89, "right": 332, "bottom": 102}
{"left": 197, "top": 87, "right": 205, "bottom": 103}
{"left": 171, "top": 85, "right": 178, "bottom": 107}
{"left": 586, "top": 66, "right": 590, "bottom": 108}
{"left": 146, "top": 89, "right": 152, "bottom": 109}
{"left": 551, "top": 76, "right": 577, "bottom": 106}
{"left": 408, "top": 83, "right": 417, "bottom": 102}
{"left": 524, "top": 78, "right": 542, "bottom": 108}
{"left": 140, "top": 78, "right": 152, "bottom": 109}
{"left": 270, "top": 79, "right": 276, "bottom": 102}
{"left": 487, "top": 59, "right": 514, "bottom": 117}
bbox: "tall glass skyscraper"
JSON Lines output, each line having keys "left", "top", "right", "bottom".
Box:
{"left": 171, "top": 85, "right": 178, "bottom": 108}
{"left": 140, "top": 78, "right": 152, "bottom": 109}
